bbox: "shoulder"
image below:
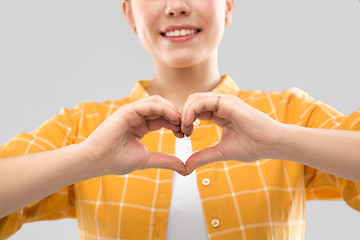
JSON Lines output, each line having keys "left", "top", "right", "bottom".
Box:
{"left": 48, "top": 96, "right": 131, "bottom": 132}
{"left": 237, "top": 87, "right": 314, "bottom": 105}
{"left": 68, "top": 97, "right": 131, "bottom": 119}
{"left": 235, "top": 87, "right": 328, "bottom": 123}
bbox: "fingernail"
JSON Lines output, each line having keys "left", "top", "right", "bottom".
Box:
{"left": 183, "top": 117, "right": 187, "bottom": 126}
{"left": 177, "top": 171, "right": 186, "bottom": 176}
{"left": 185, "top": 166, "right": 192, "bottom": 175}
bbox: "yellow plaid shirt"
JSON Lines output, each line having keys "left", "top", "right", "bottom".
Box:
{"left": 1, "top": 75, "right": 360, "bottom": 240}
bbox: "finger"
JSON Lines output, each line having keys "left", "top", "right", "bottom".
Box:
{"left": 140, "top": 95, "right": 180, "bottom": 118}
{"left": 142, "top": 152, "right": 187, "bottom": 176}
{"left": 185, "top": 145, "right": 226, "bottom": 175}
{"left": 146, "top": 117, "right": 181, "bottom": 132}
{"left": 182, "top": 93, "right": 224, "bottom": 128}
{"left": 181, "top": 111, "right": 227, "bottom": 137}
{"left": 172, "top": 130, "right": 185, "bottom": 138}
{"left": 125, "top": 96, "right": 181, "bottom": 127}
{"left": 145, "top": 114, "right": 180, "bottom": 126}
{"left": 145, "top": 114, "right": 162, "bottom": 121}
{"left": 197, "top": 111, "right": 230, "bottom": 128}
{"left": 181, "top": 124, "right": 193, "bottom": 138}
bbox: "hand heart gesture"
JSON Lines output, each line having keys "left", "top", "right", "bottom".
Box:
{"left": 81, "top": 93, "right": 282, "bottom": 176}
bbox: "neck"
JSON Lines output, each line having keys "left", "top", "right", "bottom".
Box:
{"left": 146, "top": 52, "right": 221, "bottom": 111}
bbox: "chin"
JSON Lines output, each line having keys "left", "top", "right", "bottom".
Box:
{"left": 162, "top": 55, "right": 205, "bottom": 69}
{"left": 167, "top": 61, "right": 199, "bottom": 69}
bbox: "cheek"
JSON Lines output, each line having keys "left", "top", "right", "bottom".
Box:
{"left": 132, "top": 2, "right": 161, "bottom": 33}
{"left": 197, "top": 1, "right": 226, "bottom": 33}
{"left": 199, "top": 3, "right": 226, "bottom": 47}
{"left": 132, "top": 3, "right": 162, "bottom": 51}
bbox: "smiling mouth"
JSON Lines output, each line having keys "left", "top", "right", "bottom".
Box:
{"left": 160, "top": 29, "right": 201, "bottom": 37}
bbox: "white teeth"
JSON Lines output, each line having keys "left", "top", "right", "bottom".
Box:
{"left": 164, "top": 29, "right": 197, "bottom": 37}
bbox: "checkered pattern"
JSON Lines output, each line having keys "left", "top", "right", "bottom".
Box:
{"left": 1, "top": 75, "right": 360, "bottom": 239}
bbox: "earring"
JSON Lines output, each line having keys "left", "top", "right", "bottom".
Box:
{"left": 226, "top": 15, "right": 232, "bottom": 25}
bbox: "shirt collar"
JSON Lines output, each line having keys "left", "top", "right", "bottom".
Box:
{"left": 128, "top": 75, "right": 240, "bottom": 103}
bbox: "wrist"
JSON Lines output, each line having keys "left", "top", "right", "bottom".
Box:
{"left": 270, "top": 124, "right": 307, "bottom": 164}
{"left": 76, "top": 141, "right": 112, "bottom": 179}
{"left": 269, "top": 123, "right": 296, "bottom": 161}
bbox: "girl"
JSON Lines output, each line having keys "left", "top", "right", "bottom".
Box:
{"left": 1, "top": 0, "right": 360, "bottom": 239}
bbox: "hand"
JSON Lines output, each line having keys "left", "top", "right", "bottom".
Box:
{"left": 181, "top": 92, "right": 284, "bottom": 174}
{"left": 81, "top": 96, "right": 187, "bottom": 176}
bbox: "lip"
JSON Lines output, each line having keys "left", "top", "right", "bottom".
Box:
{"left": 160, "top": 24, "right": 201, "bottom": 43}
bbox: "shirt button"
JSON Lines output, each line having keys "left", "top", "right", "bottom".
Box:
{"left": 193, "top": 119, "right": 200, "bottom": 126}
{"left": 202, "top": 178, "right": 210, "bottom": 186}
{"left": 211, "top": 218, "right": 220, "bottom": 228}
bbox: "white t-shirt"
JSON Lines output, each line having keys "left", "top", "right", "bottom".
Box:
{"left": 165, "top": 137, "right": 209, "bottom": 240}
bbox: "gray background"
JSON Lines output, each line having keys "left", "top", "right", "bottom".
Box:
{"left": 1, "top": 0, "right": 360, "bottom": 239}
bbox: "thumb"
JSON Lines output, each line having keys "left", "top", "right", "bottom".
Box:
{"left": 185, "top": 145, "right": 225, "bottom": 175}
{"left": 142, "top": 152, "right": 187, "bottom": 176}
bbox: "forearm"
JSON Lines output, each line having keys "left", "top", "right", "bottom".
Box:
{"left": 275, "top": 124, "right": 360, "bottom": 182}
{"left": 0, "top": 144, "right": 95, "bottom": 218}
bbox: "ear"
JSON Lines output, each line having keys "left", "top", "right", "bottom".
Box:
{"left": 122, "top": 0, "right": 137, "bottom": 34}
{"left": 225, "top": 0, "right": 235, "bottom": 26}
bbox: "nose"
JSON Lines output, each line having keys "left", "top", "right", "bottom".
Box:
{"left": 165, "top": 0, "right": 191, "bottom": 17}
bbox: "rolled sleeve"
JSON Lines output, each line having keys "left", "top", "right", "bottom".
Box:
{"left": 0, "top": 106, "right": 81, "bottom": 239}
